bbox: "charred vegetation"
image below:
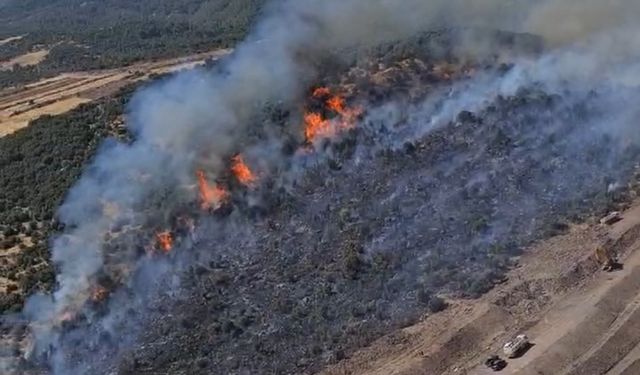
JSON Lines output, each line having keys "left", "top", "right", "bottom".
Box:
{"left": 2, "top": 0, "right": 640, "bottom": 372}
{"left": 35, "top": 58, "right": 640, "bottom": 375}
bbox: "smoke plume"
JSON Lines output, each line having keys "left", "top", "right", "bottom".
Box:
{"left": 7, "top": 0, "right": 640, "bottom": 374}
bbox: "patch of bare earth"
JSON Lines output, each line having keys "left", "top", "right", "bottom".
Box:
{"left": 320, "top": 199, "right": 640, "bottom": 375}
{"left": 0, "top": 49, "right": 231, "bottom": 137}
{"left": 0, "top": 50, "right": 49, "bottom": 71}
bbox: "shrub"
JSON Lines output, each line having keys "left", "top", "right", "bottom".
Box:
{"left": 427, "top": 296, "right": 447, "bottom": 313}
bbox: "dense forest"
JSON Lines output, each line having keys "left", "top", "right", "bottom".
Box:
{"left": 0, "top": 0, "right": 266, "bottom": 87}
{"left": 0, "top": 83, "right": 139, "bottom": 312}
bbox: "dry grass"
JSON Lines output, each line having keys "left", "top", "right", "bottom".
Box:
{"left": 0, "top": 49, "right": 49, "bottom": 71}
{"left": 0, "top": 96, "right": 91, "bottom": 137}
{"left": 0, "top": 49, "right": 231, "bottom": 138}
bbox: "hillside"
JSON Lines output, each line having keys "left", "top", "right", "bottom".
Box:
{"left": 2, "top": 1, "right": 640, "bottom": 374}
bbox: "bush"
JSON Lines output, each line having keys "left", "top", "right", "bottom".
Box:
{"left": 417, "top": 288, "right": 432, "bottom": 305}
{"left": 0, "top": 90, "right": 129, "bottom": 312}
{"left": 427, "top": 296, "right": 447, "bottom": 313}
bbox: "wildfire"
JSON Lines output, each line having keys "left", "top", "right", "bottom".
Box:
{"left": 196, "top": 169, "right": 229, "bottom": 210}
{"left": 90, "top": 285, "right": 109, "bottom": 302}
{"left": 156, "top": 231, "right": 173, "bottom": 253}
{"left": 326, "top": 95, "right": 346, "bottom": 114}
{"left": 313, "top": 87, "right": 331, "bottom": 98}
{"left": 231, "top": 154, "right": 256, "bottom": 186}
{"left": 303, "top": 88, "right": 362, "bottom": 143}
{"left": 304, "top": 112, "right": 332, "bottom": 142}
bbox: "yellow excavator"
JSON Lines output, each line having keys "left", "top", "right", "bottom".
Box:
{"left": 595, "top": 242, "right": 616, "bottom": 272}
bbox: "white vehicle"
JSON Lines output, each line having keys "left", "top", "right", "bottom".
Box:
{"left": 503, "top": 334, "right": 529, "bottom": 358}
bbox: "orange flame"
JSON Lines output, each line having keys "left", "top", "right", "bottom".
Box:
{"left": 304, "top": 112, "right": 332, "bottom": 142}
{"left": 196, "top": 170, "right": 229, "bottom": 210}
{"left": 231, "top": 154, "right": 256, "bottom": 186}
{"left": 156, "top": 231, "right": 173, "bottom": 253}
{"left": 90, "top": 285, "right": 109, "bottom": 302}
{"left": 327, "top": 94, "right": 363, "bottom": 123}
{"left": 326, "top": 95, "right": 346, "bottom": 114}
{"left": 304, "top": 89, "right": 362, "bottom": 143}
{"left": 313, "top": 87, "right": 331, "bottom": 98}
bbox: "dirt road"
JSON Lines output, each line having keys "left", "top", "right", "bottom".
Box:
{"left": 321, "top": 202, "right": 640, "bottom": 375}
{"left": 499, "top": 204, "right": 640, "bottom": 375}
{"left": 0, "top": 49, "right": 230, "bottom": 137}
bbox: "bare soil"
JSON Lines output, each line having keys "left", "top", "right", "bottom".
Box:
{"left": 0, "top": 49, "right": 230, "bottom": 137}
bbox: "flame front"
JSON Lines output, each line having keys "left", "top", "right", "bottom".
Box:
{"left": 90, "top": 285, "right": 109, "bottom": 302}
{"left": 303, "top": 89, "right": 362, "bottom": 143}
{"left": 304, "top": 112, "right": 332, "bottom": 142}
{"left": 196, "top": 169, "right": 229, "bottom": 210}
{"left": 313, "top": 87, "right": 331, "bottom": 98}
{"left": 156, "top": 231, "right": 173, "bottom": 253}
{"left": 326, "top": 95, "right": 346, "bottom": 114}
{"left": 231, "top": 154, "right": 256, "bottom": 186}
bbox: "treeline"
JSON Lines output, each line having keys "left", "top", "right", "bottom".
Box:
{"left": 0, "top": 83, "right": 138, "bottom": 312}
{"left": 0, "top": 0, "right": 266, "bottom": 87}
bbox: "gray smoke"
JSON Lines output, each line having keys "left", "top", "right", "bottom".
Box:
{"left": 11, "top": 0, "right": 640, "bottom": 374}
{"left": 22, "top": 0, "right": 517, "bottom": 328}
{"left": 525, "top": 0, "right": 640, "bottom": 46}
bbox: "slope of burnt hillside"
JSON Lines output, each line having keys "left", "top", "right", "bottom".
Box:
{"left": 4, "top": 0, "right": 640, "bottom": 373}
{"left": 48, "top": 81, "right": 639, "bottom": 375}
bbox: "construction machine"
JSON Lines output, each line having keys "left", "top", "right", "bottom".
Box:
{"left": 485, "top": 355, "right": 507, "bottom": 371}
{"left": 595, "top": 243, "right": 615, "bottom": 272}
{"left": 503, "top": 334, "right": 530, "bottom": 359}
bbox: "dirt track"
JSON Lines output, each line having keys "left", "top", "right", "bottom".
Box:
{"left": 0, "top": 49, "right": 230, "bottom": 137}
{"left": 321, "top": 201, "right": 640, "bottom": 375}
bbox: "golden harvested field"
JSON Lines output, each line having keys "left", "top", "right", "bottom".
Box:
{"left": 0, "top": 49, "right": 49, "bottom": 71}
{"left": 0, "top": 49, "right": 231, "bottom": 137}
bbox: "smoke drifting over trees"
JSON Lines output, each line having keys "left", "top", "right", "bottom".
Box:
{"left": 3, "top": 0, "right": 640, "bottom": 374}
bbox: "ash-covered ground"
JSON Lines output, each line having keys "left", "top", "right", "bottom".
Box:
{"left": 122, "top": 94, "right": 637, "bottom": 375}
{"left": 37, "top": 56, "right": 640, "bottom": 375}
{"left": 4, "top": 1, "right": 640, "bottom": 374}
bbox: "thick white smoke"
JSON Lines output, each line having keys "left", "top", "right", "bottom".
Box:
{"left": 22, "top": 0, "right": 522, "bottom": 328}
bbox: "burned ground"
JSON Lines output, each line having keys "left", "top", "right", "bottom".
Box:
{"left": 2, "top": 26, "right": 637, "bottom": 374}
{"left": 46, "top": 79, "right": 640, "bottom": 375}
